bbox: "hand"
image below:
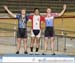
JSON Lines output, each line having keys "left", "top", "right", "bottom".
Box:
{"left": 4, "top": 5, "right": 8, "bottom": 10}
{"left": 63, "top": 4, "right": 66, "bottom": 9}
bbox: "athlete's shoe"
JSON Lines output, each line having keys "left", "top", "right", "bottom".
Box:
{"left": 42, "top": 50, "right": 46, "bottom": 55}
{"left": 35, "top": 52, "right": 39, "bottom": 55}
{"left": 52, "top": 53, "right": 56, "bottom": 55}
{"left": 24, "top": 51, "right": 28, "bottom": 54}
{"left": 29, "top": 52, "right": 34, "bottom": 55}
{"left": 42, "top": 53, "right": 46, "bottom": 55}
{"left": 16, "top": 51, "right": 19, "bottom": 54}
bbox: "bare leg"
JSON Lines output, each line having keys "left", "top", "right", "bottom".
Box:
{"left": 50, "top": 37, "right": 55, "bottom": 54}
{"left": 42, "top": 37, "right": 48, "bottom": 55}
{"left": 23, "top": 38, "right": 28, "bottom": 54}
{"left": 36, "top": 37, "right": 40, "bottom": 52}
{"left": 16, "top": 38, "right": 21, "bottom": 54}
{"left": 44, "top": 37, "right": 48, "bottom": 51}
{"left": 30, "top": 37, "right": 35, "bottom": 52}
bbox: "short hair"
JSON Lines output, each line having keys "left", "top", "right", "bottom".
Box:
{"left": 20, "top": 7, "right": 26, "bottom": 10}
{"left": 20, "top": 8, "right": 26, "bottom": 14}
{"left": 34, "top": 8, "right": 40, "bottom": 12}
{"left": 47, "top": 7, "right": 50, "bottom": 9}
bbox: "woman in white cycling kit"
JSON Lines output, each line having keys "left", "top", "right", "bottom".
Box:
{"left": 29, "top": 8, "right": 44, "bottom": 54}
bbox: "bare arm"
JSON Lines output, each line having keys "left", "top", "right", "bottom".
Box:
{"left": 4, "top": 6, "right": 16, "bottom": 18}
{"left": 58, "top": 4, "right": 67, "bottom": 17}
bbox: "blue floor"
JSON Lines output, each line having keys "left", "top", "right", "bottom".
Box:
{"left": 2, "top": 54, "right": 75, "bottom": 57}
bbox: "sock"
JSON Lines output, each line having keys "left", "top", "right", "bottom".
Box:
{"left": 30, "top": 47, "right": 33, "bottom": 52}
{"left": 36, "top": 48, "right": 39, "bottom": 52}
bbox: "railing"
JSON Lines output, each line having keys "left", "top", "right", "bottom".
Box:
{"left": 0, "top": 16, "right": 75, "bottom": 53}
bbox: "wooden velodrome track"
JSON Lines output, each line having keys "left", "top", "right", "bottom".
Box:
{"left": 0, "top": 12, "right": 75, "bottom": 55}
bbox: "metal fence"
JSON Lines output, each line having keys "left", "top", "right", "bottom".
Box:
{"left": 0, "top": 19, "right": 75, "bottom": 53}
